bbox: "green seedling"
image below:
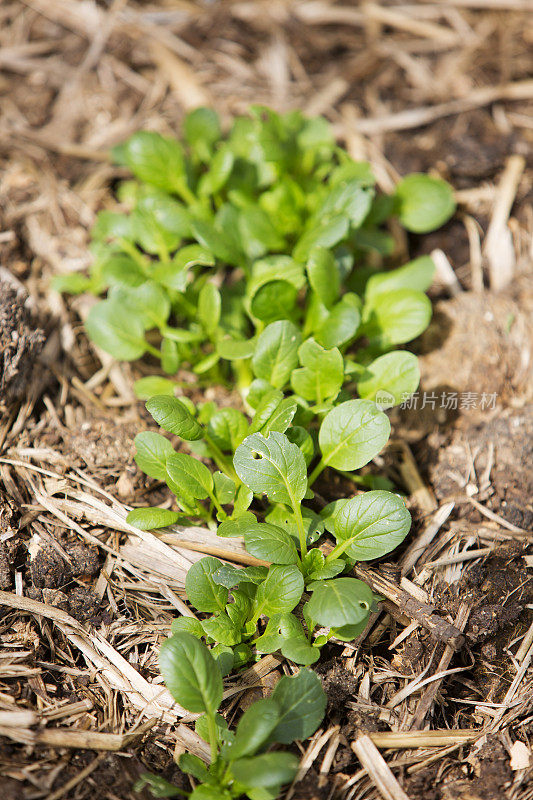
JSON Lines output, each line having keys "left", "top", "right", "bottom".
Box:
{"left": 135, "top": 633, "right": 326, "bottom": 799}
{"left": 55, "top": 106, "right": 454, "bottom": 406}
{"left": 128, "top": 396, "right": 411, "bottom": 666}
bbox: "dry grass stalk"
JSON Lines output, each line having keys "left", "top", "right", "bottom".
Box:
{"left": 484, "top": 154, "right": 526, "bottom": 291}
{"left": 352, "top": 733, "right": 411, "bottom": 800}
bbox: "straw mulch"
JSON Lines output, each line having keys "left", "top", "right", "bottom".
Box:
{"left": 0, "top": 2, "right": 532, "bottom": 799}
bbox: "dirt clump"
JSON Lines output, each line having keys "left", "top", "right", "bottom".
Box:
{"left": 427, "top": 405, "right": 533, "bottom": 529}
{"left": 0, "top": 275, "right": 44, "bottom": 406}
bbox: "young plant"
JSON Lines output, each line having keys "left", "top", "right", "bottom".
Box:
{"left": 55, "top": 106, "right": 454, "bottom": 406}
{"left": 136, "top": 632, "right": 326, "bottom": 799}
{"left": 127, "top": 396, "right": 411, "bottom": 667}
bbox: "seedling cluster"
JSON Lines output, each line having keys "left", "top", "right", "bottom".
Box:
{"left": 57, "top": 107, "right": 456, "bottom": 798}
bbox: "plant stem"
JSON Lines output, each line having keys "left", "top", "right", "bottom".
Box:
{"left": 204, "top": 433, "right": 241, "bottom": 485}
{"left": 324, "top": 540, "right": 349, "bottom": 563}
{"left": 293, "top": 501, "right": 308, "bottom": 559}
{"left": 145, "top": 342, "right": 162, "bottom": 359}
{"left": 206, "top": 712, "right": 219, "bottom": 765}
{"left": 207, "top": 489, "right": 227, "bottom": 520}
{"left": 308, "top": 458, "right": 326, "bottom": 487}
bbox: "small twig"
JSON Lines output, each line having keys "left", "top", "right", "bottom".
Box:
{"left": 400, "top": 502, "right": 455, "bottom": 575}
{"left": 484, "top": 155, "right": 525, "bottom": 291}
{"left": 349, "top": 79, "right": 533, "bottom": 135}
{"left": 352, "top": 734, "right": 411, "bottom": 800}
{"left": 368, "top": 730, "right": 480, "bottom": 748}
{"left": 410, "top": 602, "right": 471, "bottom": 729}
{"left": 466, "top": 496, "right": 528, "bottom": 533}
{"left": 354, "top": 565, "right": 465, "bottom": 650}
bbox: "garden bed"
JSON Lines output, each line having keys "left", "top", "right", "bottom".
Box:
{"left": 0, "top": 2, "right": 532, "bottom": 799}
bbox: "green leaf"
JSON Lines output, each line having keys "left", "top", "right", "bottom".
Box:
{"left": 213, "top": 471, "right": 236, "bottom": 505}
{"left": 395, "top": 173, "right": 456, "bottom": 233}
{"left": 281, "top": 637, "right": 320, "bottom": 666}
{"left": 134, "top": 376, "right": 175, "bottom": 400}
{"left": 199, "top": 146, "right": 234, "bottom": 196}
{"left": 52, "top": 273, "right": 92, "bottom": 294}
{"left": 314, "top": 301, "right": 360, "bottom": 349}
{"left": 202, "top": 613, "right": 241, "bottom": 646}
{"left": 192, "top": 218, "right": 244, "bottom": 266}
{"left": 365, "top": 289, "right": 432, "bottom": 346}
{"left": 134, "top": 431, "right": 175, "bottom": 481}
{"left": 195, "top": 712, "right": 230, "bottom": 744}
{"left": 319, "top": 399, "right": 390, "bottom": 471}
{"left": 270, "top": 668, "right": 326, "bottom": 744}
{"left": 126, "top": 507, "right": 180, "bottom": 530}
{"left": 259, "top": 397, "right": 297, "bottom": 437}
{"left": 85, "top": 300, "right": 147, "bottom": 361}
{"left": 365, "top": 256, "right": 435, "bottom": 303}
{"left": 251, "top": 280, "right": 298, "bottom": 323}
{"left": 212, "top": 564, "right": 268, "bottom": 588}
{"left": 111, "top": 282, "right": 170, "bottom": 330}
{"left": 185, "top": 557, "right": 229, "bottom": 613}
{"left": 217, "top": 514, "right": 256, "bottom": 538}
{"left": 293, "top": 215, "right": 349, "bottom": 263}
{"left": 190, "top": 787, "right": 231, "bottom": 800}
{"left": 252, "top": 565, "right": 304, "bottom": 619}
{"left": 252, "top": 321, "right": 302, "bottom": 389}
{"left": 306, "top": 577, "right": 373, "bottom": 628}
{"left": 318, "top": 179, "right": 373, "bottom": 227}
{"left": 230, "top": 752, "right": 298, "bottom": 789}
{"left": 161, "top": 338, "right": 180, "bottom": 374}
{"left": 229, "top": 698, "right": 280, "bottom": 760}
{"left": 120, "top": 131, "right": 187, "bottom": 194}
{"left": 357, "top": 351, "right": 420, "bottom": 408}
{"left": 146, "top": 395, "right": 203, "bottom": 440}
{"left": 285, "top": 426, "right": 315, "bottom": 467}
{"left": 216, "top": 337, "right": 257, "bottom": 361}
{"left": 244, "top": 523, "right": 299, "bottom": 565}
{"left": 239, "top": 203, "right": 285, "bottom": 260}
{"left": 198, "top": 283, "right": 221, "bottom": 336}
{"left": 184, "top": 107, "right": 221, "bottom": 160}
{"left": 333, "top": 490, "right": 411, "bottom": 560}
{"left": 178, "top": 752, "right": 210, "bottom": 782}
{"left": 159, "top": 632, "right": 223, "bottom": 714}
{"left": 291, "top": 338, "right": 343, "bottom": 403}
{"left": 207, "top": 408, "right": 248, "bottom": 452}
{"left": 167, "top": 453, "right": 213, "bottom": 499}
{"left": 171, "top": 616, "right": 205, "bottom": 638}
{"left": 134, "top": 773, "right": 185, "bottom": 798}
{"left": 234, "top": 432, "right": 307, "bottom": 506}
{"left": 306, "top": 247, "right": 339, "bottom": 308}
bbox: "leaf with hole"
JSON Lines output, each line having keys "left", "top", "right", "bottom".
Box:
{"left": 234, "top": 432, "right": 307, "bottom": 506}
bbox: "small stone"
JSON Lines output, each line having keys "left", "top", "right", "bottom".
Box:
{"left": 64, "top": 543, "right": 99, "bottom": 577}
{"left": 41, "top": 588, "right": 69, "bottom": 611}
{"left": 67, "top": 586, "right": 100, "bottom": 622}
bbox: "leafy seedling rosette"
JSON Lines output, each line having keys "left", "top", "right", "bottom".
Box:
{"left": 54, "top": 106, "right": 455, "bottom": 416}
{"left": 136, "top": 633, "right": 327, "bottom": 799}
{"left": 127, "top": 395, "right": 411, "bottom": 670}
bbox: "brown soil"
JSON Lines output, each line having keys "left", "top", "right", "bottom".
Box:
{"left": 0, "top": 3, "right": 532, "bottom": 800}
{"left": 0, "top": 275, "right": 44, "bottom": 406}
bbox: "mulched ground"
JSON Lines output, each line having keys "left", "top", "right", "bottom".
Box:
{"left": 0, "top": 2, "right": 532, "bottom": 799}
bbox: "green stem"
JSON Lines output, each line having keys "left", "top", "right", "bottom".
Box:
{"left": 176, "top": 181, "right": 197, "bottom": 207}
{"left": 145, "top": 342, "right": 162, "bottom": 359}
{"left": 308, "top": 457, "right": 327, "bottom": 487}
{"left": 204, "top": 433, "right": 241, "bottom": 485}
{"left": 117, "top": 238, "right": 150, "bottom": 274}
{"left": 293, "top": 501, "right": 308, "bottom": 559}
{"left": 324, "top": 539, "right": 350, "bottom": 563}
{"left": 206, "top": 712, "right": 219, "bottom": 765}
{"left": 207, "top": 489, "right": 227, "bottom": 520}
